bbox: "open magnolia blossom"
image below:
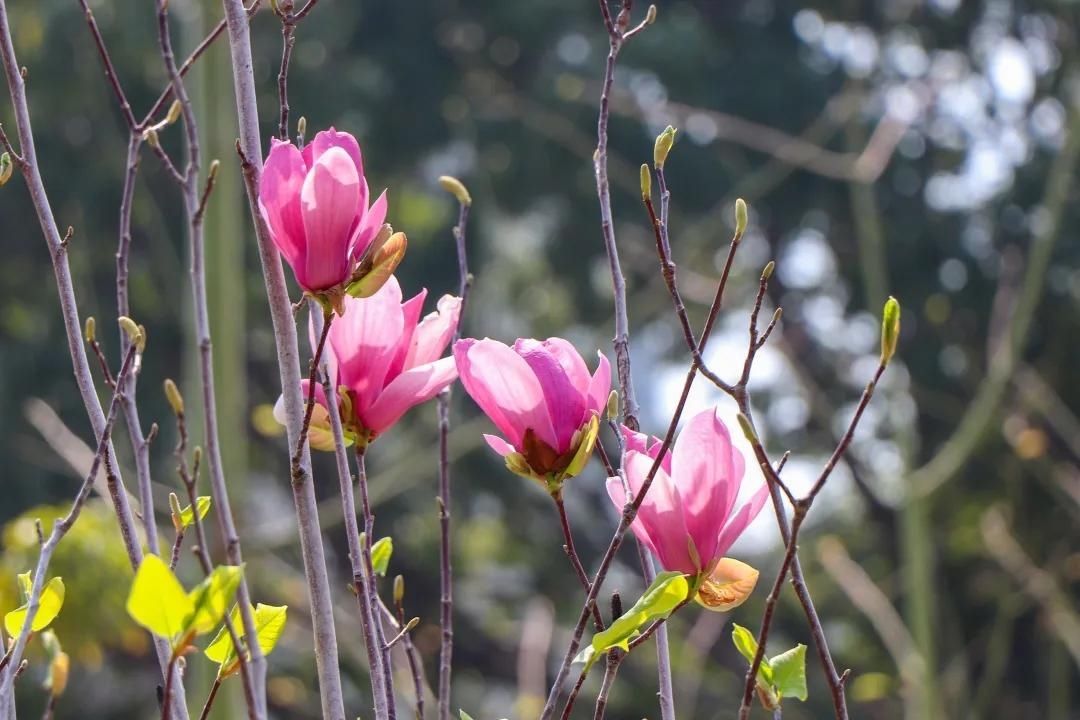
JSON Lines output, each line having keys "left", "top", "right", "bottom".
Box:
{"left": 453, "top": 337, "right": 610, "bottom": 493}
{"left": 275, "top": 276, "right": 461, "bottom": 448}
{"left": 607, "top": 408, "right": 768, "bottom": 611}
{"left": 258, "top": 128, "right": 405, "bottom": 311}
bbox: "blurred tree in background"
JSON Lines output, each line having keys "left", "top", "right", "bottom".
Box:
{"left": 2, "top": 0, "right": 1079, "bottom": 718}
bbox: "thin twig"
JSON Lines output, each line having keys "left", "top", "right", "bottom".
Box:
{"left": 0, "top": 6, "right": 187, "bottom": 714}
{"left": 153, "top": 0, "right": 266, "bottom": 713}
{"left": 227, "top": 58, "right": 347, "bottom": 712}
{"left": 539, "top": 215, "right": 744, "bottom": 720}
{"left": 356, "top": 447, "right": 398, "bottom": 720}
{"left": 437, "top": 189, "right": 471, "bottom": 720}
{"left": 197, "top": 679, "right": 222, "bottom": 720}
{"left": 379, "top": 600, "right": 428, "bottom": 720}
{"left": 0, "top": 344, "right": 136, "bottom": 708}
{"left": 648, "top": 171, "right": 850, "bottom": 717}
{"left": 737, "top": 363, "right": 885, "bottom": 720}
{"left": 591, "top": 654, "right": 623, "bottom": 720}
{"left": 553, "top": 491, "right": 605, "bottom": 630}
{"left": 171, "top": 390, "right": 256, "bottom": 711}
{"left": 312, "top": 305, "right": 390, "bottom": 718}
{"left": 160, "top": 652, "right": 180, "bottom": 720}
{"left": 593, "top": 0, "right": 640, "bottom": 432}
{"left": 75, "top": 0, "right": 137, "bottom": 129}
{"left": 276, "top": 5, "right": 297, "bottom": 140}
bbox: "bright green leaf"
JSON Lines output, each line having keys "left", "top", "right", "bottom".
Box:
{"left": 731, "top": 623, "right": 773, "bottom": 686}
{"left": 580, "top": 571, "right": 689, "bottom": 662}
{"left": 178, "top": 497, "right": 212, "bottom": 530}
{"left": 205, "top": 603, "right": 288, "bottom": 677}
{"left": 204, "top": 605, "right": 242, "bottom": 668}
{"left": 4, "top": 576, "right": 65, "bottom": 637}
{"left": 186, "top": 565, "right": 243, "bottom": 636}
{"left": 251, "top": 603, "right": 288, "bottom": 655}
{"left": 371, "top": 537, "right": 393, "bottom": 577}
{"left": 770, "top": 644, "right": 808, "bottom": 701}
{"left": 126, "top": 555, "right": 193, "bottom": 643}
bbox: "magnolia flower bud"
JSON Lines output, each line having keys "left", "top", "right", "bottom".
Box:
{"left": 653, "top": 126, "right": 676, "bottom": 169}
{"left": 639, "top": 163, "right": 651, "bottom": 201}
{"left": 165, "top": 100, "right": 183, "bottom": 126}
{"left": 168, "top": 492, "right": 183, "bottom": 532}
{"left": 734, "top": 198, "right": 748, "bottom": 237}
{"left": 0, "top": 151, "right": 12, "bottom": 186}
{"left": 606, "top": 389, "right": 619, "bottom": 421}
{"left": 438, "top": 175, "right": 472, "bottom": 206}
{"left": 296, "top": 116, "right": 307, "bottom": 140}
{"left": 117, "top": 316, "right": 141, "bottom": 346}
{"left": 84, "top": 316, "right": 96, "bottom": 343}
{"left": 645, "top": 4, "right": 657, "bottom": 24}
{"left": 881, "top": 296, "right": 900, "bottom": 365}
{"left": 393, "top": 574, "right": 405, "bottom": 606}
{"left": 164, "top": 379, "right": 185, "bottom": 416}
{"left": 761, "top": 261, "right": 775, "bottom": 281}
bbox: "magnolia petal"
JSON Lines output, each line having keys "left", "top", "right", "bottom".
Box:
{"left": 671, "top": 408, "right": 742, "bottom": 570}
{"left": 385, "top": 288, "right": 429, "bottom": 379}
{"left": 350, "top": 189, "right": 388, "bottom": 264}
{"left": 695, "top": 557, "right": 759, "bottom": 612}
{"left": 259, "top": 140, "right": 308, "bottom": 271}
{"left": 605, "top": 475, "right": 660, "bottom": 558}
{"left": 330, "top": 279, "right": 405, "bottom": 410}
{"left": 453, "top": 338, "right": 557, "bottom": 450}
{"left": 514, "top": 339, "right": 583, "bottom": 453}
{"left": 624, "top": 450, "right": 695, "bottom": 575}
{"left": 300, "top": 146, "right": 360, "bottom": 291}
{"left": 362, "top": 357, "right": 458, "bottom": 433}
{"left": 713, "top": 482, "right": 770, "bottom": 558}
{"left": 586, "top": 352, "right": 612, "bottom": 417}
{"left": 405, "top": 294, "right": 462, "bottom": 370}
{"left": 484, "top": 434, "right": 516, "bottom": 457}
{"left": 306, "top": 128, "right": 365, "bottom": 183}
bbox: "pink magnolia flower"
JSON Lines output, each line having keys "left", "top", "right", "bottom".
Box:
{"left": 607, "top": 407, "right": 768, "bottom": 609}
{"left": 453, "top": 338, "right": 610, "bottom": 488}
{"left": 275, "top": 276, "right": 460, "bottom": 449}
{"left": 259, "top": 128, "right": 389, "bottom": 294}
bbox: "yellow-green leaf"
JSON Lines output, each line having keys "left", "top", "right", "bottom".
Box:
{"left": 126, "top": 555, "right": 192, "bottom": 643}
{"left": 178, "top": 497, "right": 212, "bottom": 530}
{"left": 371, "top": 537, "right": 393, "bottom": 577}
{"left": 186, "top": 565, "right": 243, "bottom": 636}
{"left": 205, "top": 603, "right": 288, "bottom": 677}
{"left": 4, "top": 576, "right": 65, "bottom": 637}
{"left": 732, "top": 623, "right": 773, "bottom": 687}
{"left": 575, "top": 571, "right": 689, "bottom": 666}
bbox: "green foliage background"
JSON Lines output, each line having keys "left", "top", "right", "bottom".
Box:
{"left": 2, "top": 0, "right": 1079, "bottom": 718}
